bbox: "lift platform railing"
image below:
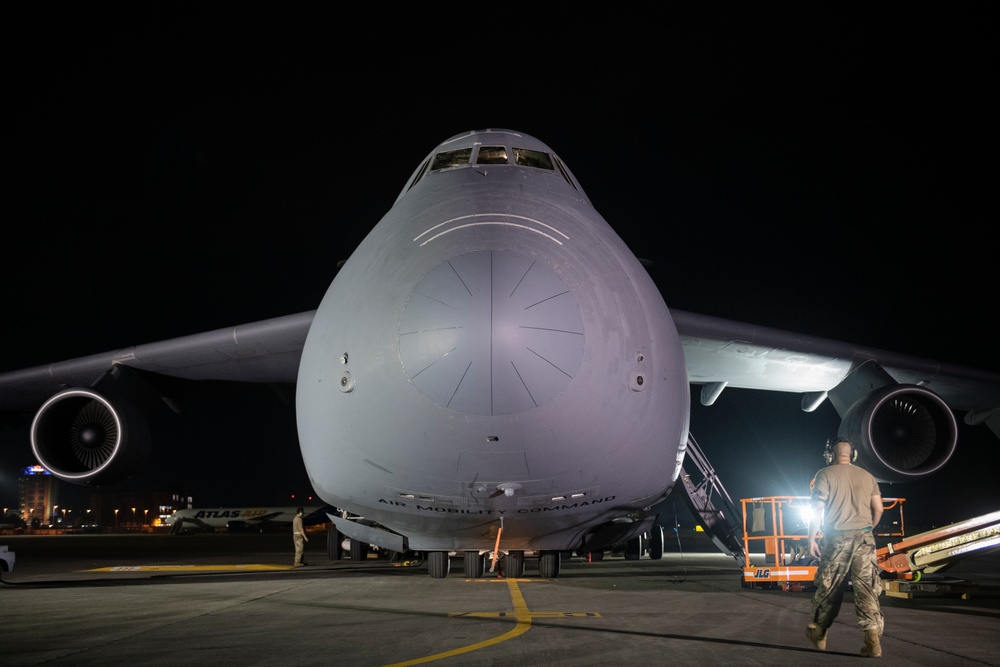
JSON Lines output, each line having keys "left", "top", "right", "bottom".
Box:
{"left": 740, "top": 495, "right": 907, "bottom": 589}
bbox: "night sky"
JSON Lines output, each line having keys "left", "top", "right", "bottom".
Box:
{"left": 2, "top": 8, "right": 997, "bottom": 527}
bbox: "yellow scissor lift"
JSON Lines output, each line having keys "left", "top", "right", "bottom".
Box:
{"left": 740, "top": 495, "right": 906, "bottom": 590}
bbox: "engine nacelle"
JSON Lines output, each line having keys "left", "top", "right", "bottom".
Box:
{"left": 839, "top": 384, "right": 957, "bottom": 482}
{"left": 30, "top": 387, "right": 151, "bottom": 486}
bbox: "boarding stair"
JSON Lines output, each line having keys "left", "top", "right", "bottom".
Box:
{"left": 676, "top": 434, "right": 747, "bottom": 568}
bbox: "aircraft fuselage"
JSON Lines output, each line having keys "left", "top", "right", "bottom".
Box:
{"left": 296, "top": 129, "right": 690, "bottom": 552}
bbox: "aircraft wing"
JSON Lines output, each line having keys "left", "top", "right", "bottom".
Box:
{"left": 673, "top": 308, "right": 1000, "bottom": 428}
{"left": 2, "top": 307, "right": 999, "bottom": 429}
{"left": 0, "top": 311, "right": 315, "bottom": 411}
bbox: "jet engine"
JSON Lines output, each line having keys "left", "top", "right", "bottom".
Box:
{"left": 839, "top": 384, "right": 957, "bottom": 482}
{"left": 30, "top": 367, "right": 154, "bottom": 485}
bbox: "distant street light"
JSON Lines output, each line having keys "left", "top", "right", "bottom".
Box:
{"left": 114, "top": 509, "right": 119, "bottom": 531}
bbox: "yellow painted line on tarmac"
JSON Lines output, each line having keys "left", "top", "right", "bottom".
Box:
{"left": 383, "top": 578, "right": 600, "bottom": 667}
{"left": 85, "top": 564, "right": 294, "bottom": 572}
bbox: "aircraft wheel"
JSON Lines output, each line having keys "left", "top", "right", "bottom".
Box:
{"left": 504, "top": 550, "right": 525, "bottom": 578}
{"left": 538, "top": 551, "right": 561, "bottom": 578}
{"left": 328, "top": 526, "right": 342, "bottom": 560}
{"left": 428, "top": 551, "right": 450, "bottom": 578}
{"left": 463, "top": 551, "right": 485, "bottom": 578}
{"left": 649, "top": 525, "right": 664, "bottom": 560}
{"left": 350, "top": 538, "right": 368, "bottom": 562}
{"left": 624, "top": 535, "right": 644, "bottom": 560}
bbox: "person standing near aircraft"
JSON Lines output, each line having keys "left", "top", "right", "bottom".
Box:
{"left": 292, "top": 507, "right": 309, "bottom": 567}
{"left": 806, "top": 437, "right": 884, "bottom": 657}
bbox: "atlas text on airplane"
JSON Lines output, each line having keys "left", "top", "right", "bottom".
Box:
{"left": 2, "top": 129, "right": 999, "bottom": 578}
{"left": 165, "top": 506, "right": 328, "bottom": 534}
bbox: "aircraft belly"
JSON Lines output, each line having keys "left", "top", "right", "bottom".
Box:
{"left": 296, "top": 180, "right": 689, "bottom": 550}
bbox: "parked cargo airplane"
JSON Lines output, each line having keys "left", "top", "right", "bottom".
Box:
{"left": 164, "top": 506, "right": 328, "bottom": 534}
{"left": 2, "top": 129, "right": 1000, "bottom": 579}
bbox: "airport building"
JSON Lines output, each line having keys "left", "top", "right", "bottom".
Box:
{"left": 17, "top": 465, "right": 59, "bottom": 527}
{"left": 86, "top": 486, "right": 193, "bottom": 531}
{"left": 13, "top": 464, "right": 192, "bottom": 532}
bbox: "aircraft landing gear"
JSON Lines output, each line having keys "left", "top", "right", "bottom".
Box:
{"left": 327, "top": 526, "right": 342, "bottom": 560}
{"left": 504, "top": 550, "right": 525, "bottom": 578}
{"left": 463, "top": 551, "right": 485, "bottom": 578}
{"left": 349, "top": 536, "right": 368, "bottom": 562}
{"left": 427, "top": 550, "right": 450, "bottom": 578}
{"left": 538, "top": 550, "right": 561, "bottom": 578}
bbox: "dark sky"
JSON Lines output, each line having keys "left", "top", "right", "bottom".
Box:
{"left": 2, "top": 8, "right": 997, "bottom": 525}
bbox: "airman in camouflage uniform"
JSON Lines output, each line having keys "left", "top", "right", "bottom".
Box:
{"left": 806, "top": 438, "right": 884, "bottom": 657}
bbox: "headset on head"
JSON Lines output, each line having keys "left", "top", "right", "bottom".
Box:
{"left": 823, "top": 437, "right": 858, "bottom": 464}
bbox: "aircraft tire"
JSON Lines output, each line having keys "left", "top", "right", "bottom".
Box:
{"left": 428, "top": 551, "right": 450, "bottom": 578}
{"left": 624, "top": 535, "right": 644, "bottom": 560}
{"left": 328, "top": 526, "right": 342, "bottom": 560}
{"left": 538, "top": 551, "right": 561, "bottom": 578}
{"left": 504, "top": 550, "right": 525, "bottom": 578}
{"left": 350, "top": 537, "right": 368, "bottom": 562}
{"left": 463, "top": 551, "right": 485, "bottom": 578}
{"left": 649, "top": 525, "right": 664, "bottom": 560}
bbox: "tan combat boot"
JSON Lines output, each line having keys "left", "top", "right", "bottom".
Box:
{"left": 805, "top": 623, "right": 827, "bottom": 651}
{"left": 861, "top": 629, "right": 882, "bottom": 657}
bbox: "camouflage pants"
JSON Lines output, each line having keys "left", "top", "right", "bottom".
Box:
{"left": 811, "top": 530, "right": 883, "bottom": 633}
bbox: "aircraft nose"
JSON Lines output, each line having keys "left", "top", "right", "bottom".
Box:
{"left": 399, "top": 250, "right": 584, "bottom": 416}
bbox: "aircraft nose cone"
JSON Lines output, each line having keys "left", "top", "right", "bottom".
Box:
{"left": 399, "top": 250, "right": 584, "bottom": 416}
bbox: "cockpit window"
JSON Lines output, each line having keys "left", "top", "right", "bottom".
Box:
{"left": 514, "top": 148, "right": 554, "bottom": 170}
{"left": 407, "top": 158, "right": 431, "bottom": 191}
{"left": 553, "top": 157, "right": 578, "bottom": 190}
{"left": 410, "top": 142, "right": 575, "bottom": 192}
{"left": 476, "top": 146, "right": 509, "bottom": 164}
{"left": 431, "top": 148, "right": 472, "bottom": 170}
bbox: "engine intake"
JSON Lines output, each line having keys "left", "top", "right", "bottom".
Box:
{"left": 840, "top": 384, "right": 957, "bottom": 482}
{"left": 31, "top": 387, "right": 151, "bottom": 485}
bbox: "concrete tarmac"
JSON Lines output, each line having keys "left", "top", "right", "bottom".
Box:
{"left": 2, "top": 531, "right": 998, "bottom": 666}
